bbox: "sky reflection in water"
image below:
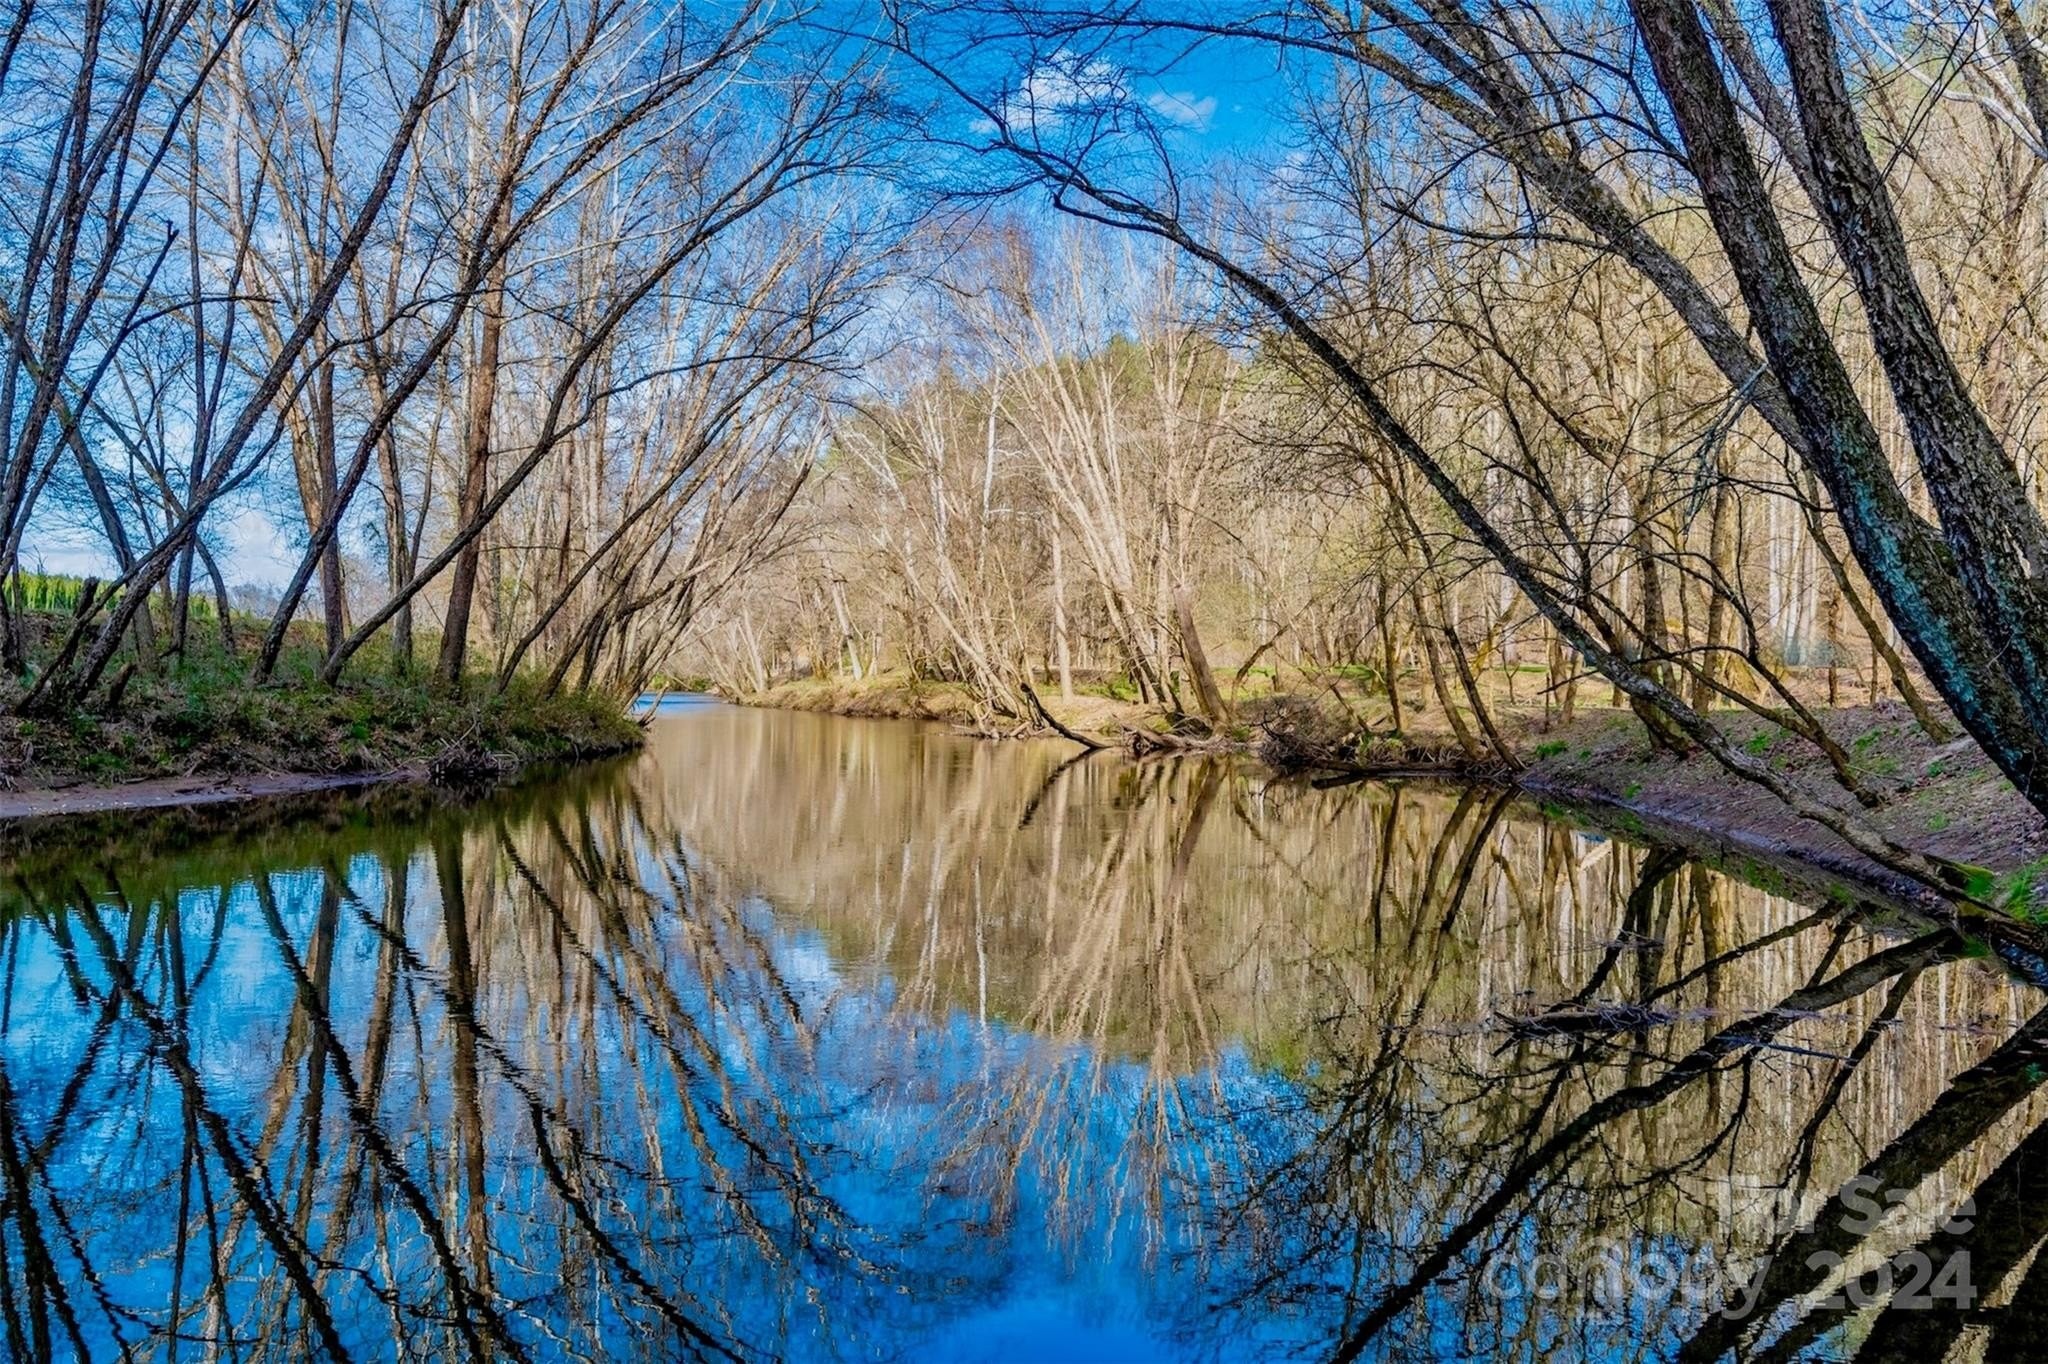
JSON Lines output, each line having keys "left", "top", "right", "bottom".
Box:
{"left": 2, "top": 702, "right": 2044, "bottom": 1361}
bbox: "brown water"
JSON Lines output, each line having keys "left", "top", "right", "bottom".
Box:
{"left": 0, "top": 697, "right": 2040, "bottom": 1361}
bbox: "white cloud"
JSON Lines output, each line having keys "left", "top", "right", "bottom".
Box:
{"left": 971, "top": 51, "right": 1218, "bottom": 140}
{"left": 19, "top": 537, "right": 117, "bottom": 580}
{"left": 218, "top": 506, "right": 296, "bottom": 587}
{"left": 980, "top": 49, "right": 1204, "bottom": 138}
{"left": 1145, "top": 89, "right": 1218, "bottom": 131}
{"left": 1011, "top": 49, "right": 1127, "bottom": 126}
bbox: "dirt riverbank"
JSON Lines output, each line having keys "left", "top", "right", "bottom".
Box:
{"left": 1519, "top": 706, "right": 2044, "bottom": 895}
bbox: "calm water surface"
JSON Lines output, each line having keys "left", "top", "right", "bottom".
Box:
{"left": 4, "top": 700, "right": 2044, "bottom": 1361}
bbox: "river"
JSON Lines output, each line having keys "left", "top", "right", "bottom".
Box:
{"left": 1, "top": 699, "right": 2040, "bottom": 1360}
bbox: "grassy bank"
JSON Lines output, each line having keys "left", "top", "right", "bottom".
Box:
{"left": 0, "top": 616, "right": 642, "bottom": 795}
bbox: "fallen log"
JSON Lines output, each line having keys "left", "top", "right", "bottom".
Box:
{"left": 1496, "top": 1000, "right": 1676, "bottom": 1039}
{"left": 1123, "top": 725, "right": 1239, "bottom": 757}
{"left": 1020, "top": 680, "right": 1108, "bottom": 751}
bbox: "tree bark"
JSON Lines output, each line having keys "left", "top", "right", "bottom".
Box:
{"left": 436, "top": 253, "right": 505, "bottom": 689}
{"left": 1174, "top": 584, "right": 1227, "bottom": 722}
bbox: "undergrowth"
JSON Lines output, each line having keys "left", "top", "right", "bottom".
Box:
{"left": 0, "top": 614, "right": 641, "bottom": 787}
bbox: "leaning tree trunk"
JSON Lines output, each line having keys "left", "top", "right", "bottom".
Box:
{"left": 1174, "top": 584, "right": 1227, "bottom": 723}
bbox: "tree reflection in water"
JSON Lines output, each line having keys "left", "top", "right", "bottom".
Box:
{"left": 0, "top": 703, "right": 2042, "bottom": 1361}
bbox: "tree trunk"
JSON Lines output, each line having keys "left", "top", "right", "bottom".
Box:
{"left": 314, "top": 363, "right": 346, "bottom": 655}
{"left": 1174, "top": 584, "right": 1227, "bottom": 722}
{"left": 437, "top": 260, "right": 505, "bottom": 689}
{"left": 1051, "top": 531, "right": 1074, "bottom": 701}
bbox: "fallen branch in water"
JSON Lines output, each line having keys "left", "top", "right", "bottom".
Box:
{"left": 1496, "top": 1000, "right": 1677, "bottom": 1039}
{"left": 428, "top": 724, "right": 517, "bottom": 788}
{"left": 1020, "top": 680, "right": 1108, "bottom": 751}
{"left": 1123, "top": 725, "right": 1239, "bottom": 757}
{"left": 1309, "top": 759, "right": 1515, "bottom": 787}
{"left": 1258, "top": 710, "right": 1510, "bottom": 781}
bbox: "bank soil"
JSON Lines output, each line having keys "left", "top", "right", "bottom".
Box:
{"left": 1519, "top": 704, "right": 2046, "bottom": 910}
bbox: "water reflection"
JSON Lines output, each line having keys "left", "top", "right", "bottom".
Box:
{"left": 1, "top": 703, "right": 2043, "bottom": 1360}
